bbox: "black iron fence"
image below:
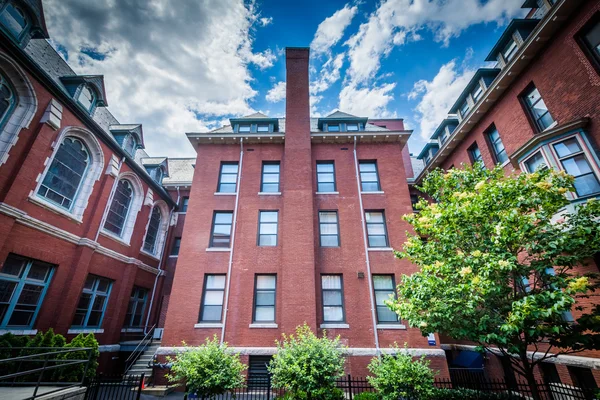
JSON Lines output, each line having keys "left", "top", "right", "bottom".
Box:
{"left": 84, "top": 373, "right": 144, "bottom": 400}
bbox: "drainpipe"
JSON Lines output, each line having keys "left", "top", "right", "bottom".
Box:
{"left": 95, "top": 157, "right": 126, "bottom": 242}
{"left": 221, "top": 138, "right": 244, "bottom": 344}
{"left": 353, "top": 136, "right": 380, "bottom": 355}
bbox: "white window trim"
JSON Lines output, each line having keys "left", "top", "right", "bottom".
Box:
{"left": 206, "top": 247, "right": 231, "bottom": 252}
{"left": 376, "top": 324, "right": 406, "bottom": 330}
{"left": 101, "top": 172, "right": 144, "bottom": 245}
{"left": 320, "top": 323, "right": 349, "bottom": 329}
{"left": 249, "top": 323, "right": 278, "bottom": 329}
{"left": 194, "top": 323, "right": 223, "bottom": 328}
{"left": 368, "top": 247, "right": 394, "bottom": 252}
{"left": 140, "top": 200, "right": 169, "bottom": 258}
{"left": 258, "top": 192, "right": 281, "bottom": 196}
{"left": 315, "top": 191, "right": 339, "bottom": 195}
{"left": 32, "top": 126, "right": 105, "bottom": 222}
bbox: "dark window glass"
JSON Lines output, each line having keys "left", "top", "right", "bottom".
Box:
{"left": 72, "top": 275, "right": 112, "bottom": 328}
{"left": 568, "top": 366, "right": 598, "bottom": 391}
{"left": 502, "top": 40, "right": 518, "bottom": 62}
{"left": 468, "top": 142, "right": 483, "bottom": 164}
{"left": 261, "top": 162, "right": 280, "bottom": 193}
{"left": 210, "top": 211, "right": 233, "bottom": 248}
{"left": 459, "top": 101, "right": 470, "bottom": 118}
{"left": 553, "top": 137, "right": 600, "bottom": 197}
{"left": 576, "top": 13, "right": 600, "bottom": 75}
{"left": 365, "top": 211, "right": 388, "bottom": 248}
{"left": 199, "top": 274, "right": 226, "bottom": 322}
{"left": 0, "top": 4, "right": 27, "bottom": 38}
{"left": 359, "top": 161, "right": 381, "bottom": 192}
{"left": 321, "top": 275, "right": 344, "bottom": 322}
{"left": 180, "top": 197, "right": 189, "bottom": 212}
{"left": 486, "top": 127, "right": 508, "bottom": 164}
{"left": 0, "top": 72, "right": 15, "bottom": 128}
{"left": 523, "top": 85, "right": 554, "bottom": 131}
{"left": 171, "top": 237, "right": 181, "bottom": 256}
{"left": 0, "top": 254, "right": 54, "bottom": 328}
{"left": 124, "top": 287, "right": 148, "bottom": 328}
{"left": 38, "top": 137, "right": 90, "bottom": 210}
{"left": 524, "top": 151, "right": 547, "bottom": 173}
{"left": 77, "top": 85, "right": 95, "bottom": 113}
{"left": 104, "top": 179, "right": 133, "bottom": 236}
{"left": 143, "top": 206, "right": 162, "bottom": 254}
{"left": 410, "top": 195, "right": 419, "bottom": 211}
{"left": 217, "top": 163, "right": 238, "bottom": 193}
{"left": 316, "top": 161, "right": 336, "bottom": 192}
{"left": 253, "top": 275, "right": 276, "bottom": 322}
{"left": 319, "top": 211, "right": 339, "bottom": 247}
{"left": 258, "top": 211, "right": 278, "bottom": 246}
{"left": 373, "top": 275, "right": 398, "bottom": 323}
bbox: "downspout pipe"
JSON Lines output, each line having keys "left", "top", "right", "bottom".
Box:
{"left": 353, "top": 136, "right": 381, "bottom": 355}
{"left": 221, "top": 138, "right": 244, "bottom": 344}
{"left": 95, "top": 157, "right": 126, "bottom": 242}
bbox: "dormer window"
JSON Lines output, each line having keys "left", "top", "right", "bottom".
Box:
{"left": 123, "top": 134, "right": 137, "bottom": 156}
{"left": 238, "top": 125, "right": 251, "bottom": 133}
{"left": 0, "top": 3, "right": 28, "bottom": 39}
{"left": 439, "top": 129, "right": 448, "bottom": 145}
{"left": 77, "top": 85, "right": 96, "bottom": 113}
{"left": 424, "top": 152, "right": 432, "bottom": 165}
{"left": 327, "top": 124, "right": 340, "bottom": 132}
{"left": 257, "top": 124, "right": 269, "bottom": 133}
{"left": 502, "top": 40, "right": 518, "bottom": 63}
{"left": 471, "top": 85, "right": 483, "bottom": 103}
{"left": 147, "top": 167, "right": 164, "bottom": 184}
{"left": 346, "top": 123, "right": 359, "bottom": 131}
{"left": 459, "top": 101, "right": 470, "bottom": 118}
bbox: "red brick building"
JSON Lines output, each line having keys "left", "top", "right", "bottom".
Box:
{"left": 415, "top": 0, "right": 600, "bottom": 389}
{"left": 0, "top": 0, "right": 190, "bottom": 371}
{"left": 160, "top": 47, "right": 449, "bottom": 378}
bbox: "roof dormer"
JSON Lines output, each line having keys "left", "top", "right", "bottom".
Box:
{"left": 109, "top": 124, "right": 144, "bottom": 157}
{"left": 230, "top": 112, "right": 279, "bottom": 133}
{"left": 59, "top": 75, "right": 108, "bottom": 116}
{"left": 317, "top": 111, "right": 368, "bottom": 132}
{"left": 521, "top": 0, "right": 555, "bottom": 19}
{"left": 431, "top": 118, "right": 459, "bottom": 146}
{"left": 485, "top": 19, "right": 540, "bottom": 68}
{"left": 449, "top": 68, "right": 500, "bottom": 121}
{"left": 142, "top": 157, "right": 169, "bottom": 185}
{"left": 0, "top": 0, "right": 49, "bottom": 47}
{"left": 416, "top": 142, "right": 440, "bottom": 166}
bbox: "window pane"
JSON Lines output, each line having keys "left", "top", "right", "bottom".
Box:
{"left": 262, "top": 183, "right": 279, "bottom": 193}
{"left": 220, "top": 174, "right": 237, "bottom": 183}
{"left": 554, "top": 138, "right": 582, "bottom": 158}
{"left": 257, "top": 125, "right": 270, "bottom": 132}
{"left": 377, "top": 306, "right": 398, "bottom": 322}
{"left": 259, "top": 235, "right": 277, "bottom": 246}
{"left": 318, "top": 173, "right": 334, "bottom": 183}
{"left": 238, "top": 125, "right": 251, "bottom": 132}
{"left": 347, "top": 124, "right": 359, "bottom": 131}
{"left": 327, "top": 125, "right": 340, "bottom": 132}
{"left": 574, "top": 174, "right": 600, "bottom": 197}
{"left": 255, "top": 292, "right": 275, "bottom": 306}
{"left": 78, "top": 86, "right": 94, "bottom": 111}
{"left": 203, "top": 290, "right": 224, "bottom": 305}
{"left": 320, "top": 224, "right": 338, "bottom": 235}
{"left": 214, "top": 212, "right": 233, "bottom": 224}
{"left": 201, "top": 305, "right": 222, "bottom": 321}
{"left": 368, "top": 236, "right": 387, "bottom": 248}
{"left": 260, "top": 223, "right": 277, "bottom": 234}
{"left": 104, "top": 179, "right": 133, "bottom": 236}
{"left": 260, "top": 212, "right": 278, "bottom": 222}
{"left": 321, "top": 275, "right": 341, "bottom": 289}
{"left": 318, "top": 183, "right": 335, "bottom": 192}
{"left": 323, "top": 291, "right": 342, "bottom": 306}
{"left": 367, "top": 224, "right": 385, "bottom": 235}
{"left": 317, "top": 163, "right": 334, "bottom": 173}
{"left": 263, "top": 163, "right": 279, "bottom": 173}
{"left": 262, "top": 174, "right": 279, "bottom": 183}
{"left": 373, "top": 276, "right": 394, "bottom": 290}
{"left": 525, "top": 87, "right": 541, "bottom": 107}
{"left": 206, "top": 275, "right": 226, "bottom": 289}
{"left": 256, "top": 275, "right": 276, "bottom": 290}
{"left": 375, "top": 291, "right": 393, "bottom": 306}
{"left": 525, "top": 152, "right": 547, "bottom": 173}
{"left": 319, "top": 212, "right": 337, "bottom": 223}
{"left": 321, "top": 236, "right": 339, "bottom": 247}
{"left": 365, "top": 212, "right": 384, "bottom": 223}
{"left": 323, "top": 306, "right": 343, "bottom": 322}
{"left": 362, "top": 182, "right": 379, "bottom": 192}
{"left": 143, "top": 206, "right": 162, "bottom": 253}
{"left": 359, "top": 162, "right": 376, "bottom": 172}
{"left": 219, "top": 183, "right": 236, "bottom": 193}
{"left": 254, "top": 306, "right": 274, "bottom": 321}
{"left": 1, "top": 255, "right": 26, "bottom": 277}
{"left": 0, "top": 5, "right": 27, "bottom": 37}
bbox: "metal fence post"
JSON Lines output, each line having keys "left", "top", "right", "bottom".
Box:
{"left": 32, "top": 351, "right": 50, "bottom": 398}
{"left": 347, "top": 374, "right": 352, "bottom": 400}
{"left": 267, "top": 374, "right": 271, "bottom": 400}
{"left": 136, "top": 373, "right": 145, "bottom": 400}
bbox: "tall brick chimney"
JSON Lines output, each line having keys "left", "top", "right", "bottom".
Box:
{"left": 280, "top": 47, "right": 317, "bottom": 331}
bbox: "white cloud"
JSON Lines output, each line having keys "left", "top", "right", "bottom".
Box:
{"left": 345, "top": 0, "right": 524, "bottom": 85}
{"left": 266, "top": 81, "right": 286, "bottom": 103}
{"left": 310, "top": 4, "right": 358, "bottom": 55}
{"left": 338, "top": 83, "right": 397, "bottom": 118}
{"left": 409, "top": 57, "right": 476, "bottom": 139}
{"left": 259, "top": 17, "right": 273, "bottom": 27}
{"left": 44, "top": 0, "right": 275, "bottom": 157}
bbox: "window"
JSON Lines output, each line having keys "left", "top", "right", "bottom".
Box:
{"left": 258, "top": 211, "right": 278, "bottom": 246}
{"left": 410, "top": 194, "right": 419, "bottom": 211}
{"left": 122, "top": 134, "right": 136, "bottom": 156}
{"left": 143, "top": 206, "right": 162, "bottom": 254}
{"left": 522, "top": 85, "right": 554, "bottom": 131}
{"left": 459, "top": 101, "right": 470, "bottom": 118}
{"left": 217, "top": 162, "right": 238, "bottom": 193}
{"left": 0, "top": 254, "right": 54, "bottom": 328}
{"left": 373, "top": 275, "right": 398, "bottom": 323}
{"left": 253, "top": 275, "right": 276, "bottom": 322}
{"left": 257, "top": 124, "right": 270, "bottom": 133}
{"left": 38, "top": 137, "right": 90, "bottom": 210}
{"left": 359, "top": 161, "right": 381, "bottom": 192}
{"left": 180, "top": 197, "right": 189, "bottom": 212}
{"left": 471, "top": 85, "right": 483, "bottom": 103}
{"left": 316, "top": 161, "right": 336, "bottom": 192}
{"left": 365, "top": 211, "right": 388, "bottom": 248}
{"left": 524, "top": 151, "right": 547, "bottom": 173}
{"left": 486, "top": 126, "right": 508, "bottom": 164}
{"left": 439, "top": 129, "right": 448, "bottom": 145}
{"left": 0, "top": 3, "right": 28, "bottom": 38}
{"left": 72, "top": 275, "right": 112, "bottom": 328}
{"left": 199, "top": 274, "right": 225, "bottom": 322}
{"left": 170, "top": 237, "right": 181, "bottom": 256}
{"left": 553, "top": 137, "right": 600, "bottom": 197}
{"left": 346, "top": 123, "right": 359, "bottom": 131}
{"left": 124, "top": 287, "right": 148, "bottom": 328}
{"left": 327, "top": 124, "right": 340, "bottom": 132}
{"left": 568, "top": 366, "right": 598, "bottom": 391}
{"left": 468, "top": 142, "right": 483, "bottom": 164}
{"left": 147, "top": 166, "right": 164, "bottom": 184}
{"left": 210, "top": 211, "right": 233, "bottom": 248}
{"left": 238, "top": 125, "right": 251, "bottom": 133}
{"left": 424, "top": 152, "right": 432, "bottom": 165}
{"left": 321, "top": 275, "right": 345, "bottom": 322}
{"left": 77, "top": 85, "right": 96, "bottom": 113}
{"left": 103, "top": 179, "right": 133, "bottom": 237}
{"left": 576, "top": 12, "right": 600, "bottom": 74}
{"left": 502, "top": 40, "right": 518, "bottom": 62}
{"left": 261, "top": 162, "right": 280, "bottom": 193}
{"left": 319, "top": 211, "right": 339, "bottom": 247}
{"left": 0, "top": 72, "right": 15, "bottom": 128}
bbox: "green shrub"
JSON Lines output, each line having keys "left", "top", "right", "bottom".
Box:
{"left": 367, "top": 344, "right": 436, "bottom": 400}
{"left": 57, "top": 333, "right": 99, "bottom": 382}
{"left": 268, "top": 324, "right": 346, "bottom": 400}
{"left": 166, "top": 336, "right": 246, "bottom": 397}
{"left": 429, "top": 388, "right": 518, "bottom": 400}
{"left": 352, "top": 391, "right": 380, "bottom": 400}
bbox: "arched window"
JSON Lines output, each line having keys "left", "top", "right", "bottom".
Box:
{"left": 38, "top": 137, "right": 90, "bottom": 210}
{"left": 143, "top": 206, "right": 162, "bottom": 254}
{"left": 0, "top": 71, "right": 15, "bottom": 128}
{"left": 0, "top": 3, "right": 28, "bottom": 39}
{"left": 104, "top": 179, "right": 133, "bottom": 236}
{"left": 77, "top": 85, "right": 96, "bottom": 113}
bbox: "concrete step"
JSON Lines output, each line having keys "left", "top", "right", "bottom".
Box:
{"left": 141, "top": 386, "right": 176, "bottom": 396}
{"left": 126, "top": 368, "right": 153, "bottom": 376}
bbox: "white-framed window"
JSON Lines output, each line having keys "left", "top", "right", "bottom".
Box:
{"left": 551, "top": 136, "right": 600, "bottom": 197}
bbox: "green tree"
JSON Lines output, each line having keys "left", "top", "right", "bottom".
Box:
{"left": 367, "top": 344, "right": 436, "bottom": 400}
{"left": 268, "top": 324, "right": 345, "bottom": 400}
{"left": 166, "top": 336, "right": 246, "bottom": 398}
{"left": 388, "top": 164, "right": 600, "bottom": 399}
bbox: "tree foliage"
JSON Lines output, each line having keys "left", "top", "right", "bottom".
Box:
{"left": 166, "top": 336, "right": 246, "bottom": 398}
{"left": 367, "top": 344, "right": 436, "bottom": 400}
{"left": 268, "top": 324, "right": 345, "bottom": 400}
{"left": 388, "top": 164, "right": 600, "bottom": 392}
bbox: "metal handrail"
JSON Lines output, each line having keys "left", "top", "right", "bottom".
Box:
{"left": 124, "top": 324, "right": 156, "bottom": 374}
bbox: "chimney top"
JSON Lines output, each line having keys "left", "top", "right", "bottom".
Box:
{"left": 286, "top": 47, "right": 310, "bottom": 59}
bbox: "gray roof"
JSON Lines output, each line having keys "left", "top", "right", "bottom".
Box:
{"left": 205, "top": 117, "right": 390, "bottom": 134}
{"left": 410, "top": 157, "right": 425, "bottom": 179}
{"left": 162, "top": 158, "right": 195, "bottom": 185}
{"left": 323, "top": 110, "right": 363, "bottom": 119}
{"left": 141, "top": 157, "right": 168, "bottom": 165}
{"left": 239, "top": 112, "right": 271, "bottom": 119}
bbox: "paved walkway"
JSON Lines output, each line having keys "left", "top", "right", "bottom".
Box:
{"left": 0, "top": 386, "right": 83, "bottom": 399}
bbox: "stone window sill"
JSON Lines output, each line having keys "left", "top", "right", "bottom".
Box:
{"left": 140, "top": 249, "right": 161, "bottom": 260}
{"left": 28, "top": 194, "right": 83, "bottom": 224}
{"left": 258, "top": 192, "right": 281, "bottom": 196}
{"left": 206, "top": 248, "right": 231, "bottom": 252}
{"left": 68, "top": 328, "right": 104, "bottom": 334}
{"left": 121, "top": 328, "right": 143, "bottom": 333}
{"left": 194, "top": 323, "right": 223, "bottom": 328}
{"left": 0, "top": 329, "right": 37, "bottom": 336}
{"left": 315, "top": 192, "right": 339, "bottom": 195}
{"left": 249, "top": 323, "right": 278, "bottom": 329}
{"left": 368, "top": 247, "right": 394, "bottom": 252}
{"left": 320, "top": 323, "right": 349, "bottom": 329}
{"left": 214, "top": 192, "right": 236, "bottom": 196}
{"left": 376, "top": 324, "right": 406, "bottom": 330}
{"left": 361, "top": 191, "right": 384, "bottom": 195}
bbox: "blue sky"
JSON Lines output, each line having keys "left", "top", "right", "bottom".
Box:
{"left": 44, "top": 0, "right": 527, "bottom": 157}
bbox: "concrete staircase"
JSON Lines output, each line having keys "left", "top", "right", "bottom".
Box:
{"left": 125, "top": 341, "right": 161, "bottom": 379}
